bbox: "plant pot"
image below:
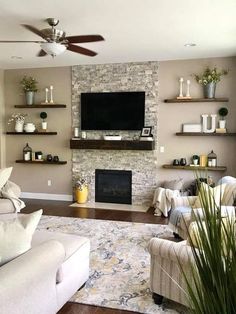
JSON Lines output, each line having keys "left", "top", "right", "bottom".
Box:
{"left": 42, "top": 121, "right": 47, "bottom": 130}
{"left": 15, "top": 121, "right": 24, "bottom": 132}
{"left": 25, "top": 91, "right": 35, "bottom": 105}
{"left": 203, "top": 82, "right": 216, "bottom": 99}
{"left": 219, "top": 120, "right": 226, "bottom": 129}
{"left": 76, "top": 186, "right": 88, "bottom": 204}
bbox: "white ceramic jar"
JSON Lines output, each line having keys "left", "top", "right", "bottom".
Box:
{"left": 24, "top": 123, "right": 36, "bottom": 133}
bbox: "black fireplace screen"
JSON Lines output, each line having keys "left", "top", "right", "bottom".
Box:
{"left": 95, "top": 169, "right": 132, "bottom": 204}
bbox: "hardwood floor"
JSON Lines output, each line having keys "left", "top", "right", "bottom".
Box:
{"left": 22, "top": 199, "right": 168, "bottom": 314}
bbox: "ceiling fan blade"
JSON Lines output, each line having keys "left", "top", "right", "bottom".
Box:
{"left": 0, "top": 40, "right": 44, "bottom": 43}
{"left": 65, "top": 35, "right": 104, "bottom": 44}
{"left": 37, "top": 49, "right": 48, "bottom": 57}
{"left": 21, "top": 24, "right": 50, "bottom": 41}
{"left": 67, "top": 44, "right": 97, "bottom": 56}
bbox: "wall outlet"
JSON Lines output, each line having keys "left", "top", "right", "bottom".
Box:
{"left": 160, "top": 146, "right": 165, "bottom": 153}
{"left": 47, "top": 180, "right": 52, "bottom": 186}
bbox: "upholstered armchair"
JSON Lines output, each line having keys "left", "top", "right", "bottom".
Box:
{"left": 148, "top": 238, "right": 194, "bottom": 307}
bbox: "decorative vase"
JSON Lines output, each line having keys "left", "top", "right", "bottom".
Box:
{"left": 42, "top": 121, "right": 47, "bottom": 130}
{"left": 203, "top": 82, "right": 216, "bottom": 99}
{"left": 76, "top": 186, "right": 88, "bottom": 204}
{"left": 15, "top": 121, "right": 24, "bottom": 132}
{"left": 25, "top": 91, "right": 35, "bottom": 105}
{"left": 219, "top": 120, "right": 226, "bottom": 129}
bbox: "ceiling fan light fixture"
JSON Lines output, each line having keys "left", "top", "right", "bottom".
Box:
{"left": 40, "top": 42, "right": 66, "bottom": 56}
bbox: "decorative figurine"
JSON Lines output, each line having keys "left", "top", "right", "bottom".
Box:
{"left": 50, "top": 85, "right": 54, "bottom": 104}
{"left": 177, "top": 77, "right": 184, "bottom": 99}
{"left": 202, "top": 114, "right": 217, "bottom": 133}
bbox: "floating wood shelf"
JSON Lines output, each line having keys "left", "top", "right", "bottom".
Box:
{"left": 70, "top": 139, "right": 155, "bottom": 150}
{"left": 16, "top": 160, "right": 67, "bottom": 165}
{"left": 14, "top": 104, "right": 66, "bottom": 108}
{"left": 164, "top": 98, "right": 229, "bottom": 103}
{"left": 176, "top": 132, "right": 236, "bottom": 136}
{"left": 162, "top": 164, "right": 227, "bottom": 171}
{"left": 6, "top": 131, "right": 57, "bottom": 135}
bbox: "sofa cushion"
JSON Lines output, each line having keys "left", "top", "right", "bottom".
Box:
{"left": 194, "top": 183, "right": 226, "bottom": 208}
{"left": 0, "top": 167, "right": 12, "bottom": 190}
{"left": 163, "top": 178, "right": 183, "bottom": 190}
{"left": 0, "top": 209, "right": 42, "bottom": 266}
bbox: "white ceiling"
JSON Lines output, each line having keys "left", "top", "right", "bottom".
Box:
{"left": 0, "top": 0, "right": 235, "bottom": 69}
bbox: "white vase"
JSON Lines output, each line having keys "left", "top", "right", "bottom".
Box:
{"left": 219, "top": 120, "right": 226, "bottom": 129}
{"left": 15, "top": 121, "right": 24, "bottom": 132}
{"left": 42, "top": 121, "right": 47, "bottom": 130}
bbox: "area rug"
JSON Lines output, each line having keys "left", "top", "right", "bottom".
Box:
{"left": 38, "top": 216, "right": 187, "bottom": 314}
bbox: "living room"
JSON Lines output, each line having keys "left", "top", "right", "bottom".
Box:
{"left": 0, "top": 1, "right": 236, "bottom": 314}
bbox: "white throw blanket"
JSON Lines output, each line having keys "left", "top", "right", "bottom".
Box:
{"left": 0, "top": 181, "right": 25, "bottom": 212}
{"left": 153, "top": 187, "right": 180, "bottom": 217}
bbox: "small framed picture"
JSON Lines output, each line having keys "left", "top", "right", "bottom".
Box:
{"left": 141, "top": 126, "right": 152, "bottom": 137}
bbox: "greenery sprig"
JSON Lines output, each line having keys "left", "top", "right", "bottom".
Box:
{"left": 20, "top": 75, "right": 38, "bottom": 92}
{"left": 195, "top": 67, "right": 228, "bottom": 85}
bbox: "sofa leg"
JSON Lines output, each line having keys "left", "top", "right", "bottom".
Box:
{"left": 173, "top": 232, "right": 181, "bottom": 239}
{"left": 152, "top": 293, "right": 163, "bottom": 305}
{"left": 78, "top": 282, "right": 86, "bottom": 291}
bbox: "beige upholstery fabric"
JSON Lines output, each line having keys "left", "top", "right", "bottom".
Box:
{"left": 0, "top": 181, "right": 24, "bottom": 214}
{"left": 0, "top": 167, "right": 12, "bottom": 189}
{"left": 0, "top": 210, "right": 42, "bottom": 266}
{"left": 148, "top": 238, "right": 194, "bottom": 307}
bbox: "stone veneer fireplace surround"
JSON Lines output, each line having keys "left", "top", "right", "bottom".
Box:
{"left": 72, "top": 61, "right": 158, "bottom": 207}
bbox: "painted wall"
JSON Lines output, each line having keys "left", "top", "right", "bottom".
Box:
{"left": 157, "top": 57, "right": 236, "bottom": 187}
{"left": 0, "top": 69, "right": 6, "bottom": 168}
{"left": 4, "top": 67, "right": 72, "bottom": 196}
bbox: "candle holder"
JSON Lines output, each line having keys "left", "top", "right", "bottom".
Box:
{"left": 50, "top": 85, "right": 54, "bottom": 104}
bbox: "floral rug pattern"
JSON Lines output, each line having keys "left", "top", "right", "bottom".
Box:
{"left": 38, "top": 216, "right": 187, "bottom": 314}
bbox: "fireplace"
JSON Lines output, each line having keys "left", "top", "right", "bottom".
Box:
{"left": 95, "top": 169, "right": 132, "bottom": 204}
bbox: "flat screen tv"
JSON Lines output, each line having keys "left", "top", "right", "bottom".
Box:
{"left": 81, "top": 91, "right": 145, "bottom": 131}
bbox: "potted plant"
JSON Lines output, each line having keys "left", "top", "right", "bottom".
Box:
{"left": 75, "top": 176, "right": 89, "bottom": 204}
{"left": 20, "top": 75, "right": 38, "bottom": 105}
{"left": 194, "top": 67, "right": 228, "bottom": 98}
{"left": 218, "top": 107, "right": 228, "bottom": 129}
{"left": 192, "top": 155, "right": 199, "bottom": 165}
{"left": 40, "top": 112, "right": 47, "bottom": 130}
{"left": 8, "top": 113, "right": 27, "bottom": 132}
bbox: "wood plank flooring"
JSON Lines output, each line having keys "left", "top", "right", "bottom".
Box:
{"left": 22, "top": 199, "right": 168, "bottom": 314}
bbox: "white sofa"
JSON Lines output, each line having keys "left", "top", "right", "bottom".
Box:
{"left": 0, "top": 181, "right": 24, "bottom": 214}
{"left": 0, "top": 216, "right": 90, "bottom": 314}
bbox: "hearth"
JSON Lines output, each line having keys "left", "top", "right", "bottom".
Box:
{"left": 95, "top": 169, "right": 132, "bottom": 204}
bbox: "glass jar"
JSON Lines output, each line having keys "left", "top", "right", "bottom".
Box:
{"left": 208, "top": 150, "right": 217, "bottom": 167}
{"left": 23, "top": 143, "right": 32, "bottom": 161}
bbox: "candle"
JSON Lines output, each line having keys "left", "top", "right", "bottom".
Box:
{"left": 49, "top": 85, "right": 54, "bottom": 103}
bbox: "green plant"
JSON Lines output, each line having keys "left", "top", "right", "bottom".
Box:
{"left": 180, "top": 179, "right": 236, "bottom": 313}
{"left": 40, "top": 112, "right": 47, "bottom": 121}
{"left": 192, "top": 155, "right": 199, "bottom": 160}
{"left": 218, "top": 107, "right": 228, "bottom": 120}
{"left": 75, "top": 176, "right": 89, "bottom": 191}
{"left": 194, "top": 67, "right": 228, "bottom": 85}
{"left": 20, "top": 75, "right": 38, "bottom": 92}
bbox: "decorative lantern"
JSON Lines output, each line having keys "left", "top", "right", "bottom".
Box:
{"left": 207, "top": 150, "right": 217, "bottom": 167}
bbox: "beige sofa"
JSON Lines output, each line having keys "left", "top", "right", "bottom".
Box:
{"left": 0, "top": 181, "right": 25, "bottom": 214}
{"left": 0, "top": 216, "right": 90, "bottom": 314}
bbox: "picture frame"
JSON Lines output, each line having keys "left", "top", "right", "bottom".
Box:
{"left": 140, "top": 126, "right": 152, "bottom": 137}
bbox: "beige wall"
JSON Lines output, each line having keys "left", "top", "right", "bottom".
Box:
{"left": 4, "top": 67, "right": 72, "bottom": 196}
{"left": 157, "top": 57, "right": 236, "bottom": 186}
{"left": 0, "top": 69, "right": 6, "bottom": 168}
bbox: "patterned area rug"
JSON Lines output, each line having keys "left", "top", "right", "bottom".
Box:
{"left": 38, "top": 216, "right": 187, "bottom": 314}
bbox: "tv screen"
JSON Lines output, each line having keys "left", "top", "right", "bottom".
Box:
{"left": 81, "top": 91, "right": 145, "bottom": 131}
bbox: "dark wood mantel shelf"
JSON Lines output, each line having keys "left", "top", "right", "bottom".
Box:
{"left": 16, "top": 160, "right": 67, "bottom": 165}
{"left": 70, "top": 139, "right": 155, "bottom": 150}
{"left": 164, "top": 98, "right": 229, "bottom": 103}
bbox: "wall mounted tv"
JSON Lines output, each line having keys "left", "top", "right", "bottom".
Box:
{"left": 80, "top": 91, "right": 145, "bottom": 131}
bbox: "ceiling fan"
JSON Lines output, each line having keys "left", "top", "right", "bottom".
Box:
{"left": 0, "top": 18, "right": 104, "bottom": 57}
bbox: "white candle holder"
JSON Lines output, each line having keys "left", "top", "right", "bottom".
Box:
{"left": 50, "top": 85, "right": 54, "bottom": 104}
{"left": 45, "top": 88, "right": 49, "bottom": 103}
{"left": 186, "top": 80, "right": 191, "bottom": 98}
{"left": 177, "top": 78, "right": 184, "bottom": 99}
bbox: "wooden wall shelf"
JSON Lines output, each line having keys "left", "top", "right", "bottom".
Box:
{"left": 14, "top": 104, "right": 66, "bottom": 108}
{"left": 164, "top": 98, "right": 229, "bottom": 103}
{"left": 6, "top": 132, "right": 57, "bottom": 135}
{"left": 176, "top": 132, "right": 236, "bottom": 136}
{"left": 70, "top": 139, "right": 155, "bottom": 150}
{"left": 16, "top": 160, "right": 67, "bottom": 165}
{"left": 162, "top": 164, "right": 227, "bottom": 171}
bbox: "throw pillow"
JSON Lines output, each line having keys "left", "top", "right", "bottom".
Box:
{"left": 0, "top": 209, "right": 42, "bottom": 266}
{"left": 194, "top": 183, "right": 226, "bottom": 209}
{"left": 163, "top": 178, "right": 183, "bottom": 191}
{"left": 0, "top": 167, "right": 13, "bottom": 190}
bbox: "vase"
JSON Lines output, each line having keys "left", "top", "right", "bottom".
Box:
{"left": 219, "top": 120, "right": 226, "bottom": 129}
{"left": 25, "top": 91, "right": 35, "bottom": 105}
{"left": 76, "top": 186, "right": 88, "bottom": 204}
{"left": 15, "top": 121, "right": 24, "bottom": 132}
{"left": 42, "top": 121, "right": 47, "bottom": 130}
{"left": 203, "top": 82, "right": 216, "bottom": 99}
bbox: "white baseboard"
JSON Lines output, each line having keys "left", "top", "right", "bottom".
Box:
{"left": 21, "top": 192, "right": 73, "bottom": 201}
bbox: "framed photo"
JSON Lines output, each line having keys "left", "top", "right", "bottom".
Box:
{"left": 141, "top": 126, "right": 152, "bottom": 137}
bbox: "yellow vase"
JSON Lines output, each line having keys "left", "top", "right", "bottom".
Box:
{"left": 76, "top": 186, "right": 88, "bottom": 204}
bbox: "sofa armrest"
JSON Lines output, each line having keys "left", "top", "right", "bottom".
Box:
{"left": 148, "top": 238, "right": 194, "bottom": 265}
{"left": 171, "top": 196, "right": 197, "bottom": 209}
{"left": 5, "top": 180, "right": 21, "bottom": 198}
{"left": 0, "top": 240, "right": 65, "bottom": 314}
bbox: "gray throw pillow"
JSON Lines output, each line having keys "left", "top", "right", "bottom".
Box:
{"left": 163, "top": 178, "right": 183, "bottom": 191}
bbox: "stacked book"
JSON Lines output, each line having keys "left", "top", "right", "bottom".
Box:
{"left": 215, "top": 128, "right": 226, "bottom": 133}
